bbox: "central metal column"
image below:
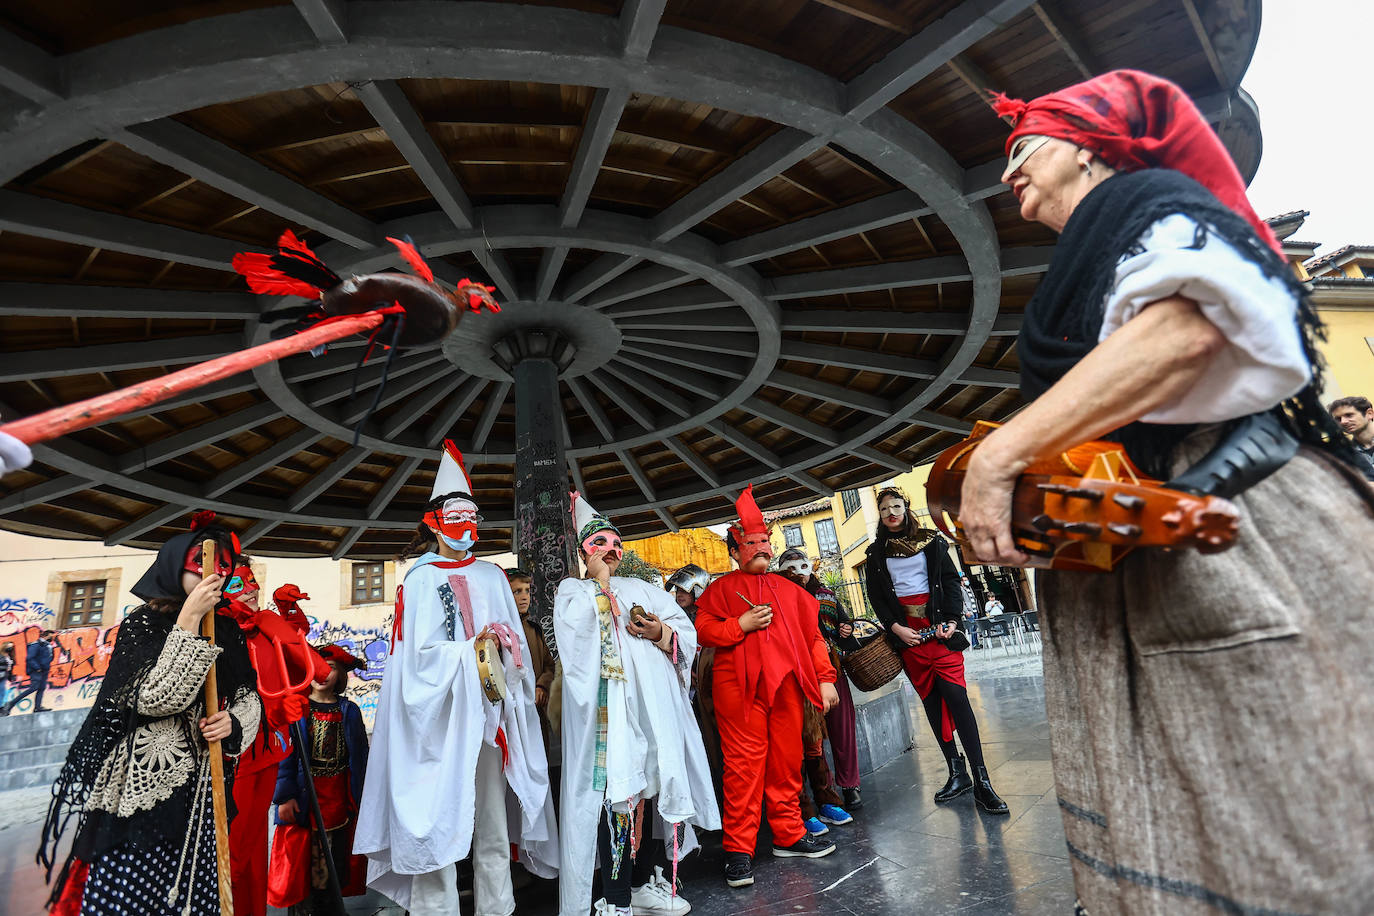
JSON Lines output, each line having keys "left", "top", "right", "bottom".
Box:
{"left": 508, "top": 330, "right": 578, "bottom": 658}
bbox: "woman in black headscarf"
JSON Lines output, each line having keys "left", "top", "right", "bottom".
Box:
{"left": 40, "top": 512, "right": 261, "bottom": 915}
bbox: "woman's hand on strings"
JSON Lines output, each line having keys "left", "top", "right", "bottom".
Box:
{"left": 891, "top": 623, "right": 924, "bottom": 647}
{"left": 958, "top": 437, "right": 1030, "bottom": 566}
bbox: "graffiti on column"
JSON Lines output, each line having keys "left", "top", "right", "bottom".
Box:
{"left": 513, "top": 356, "right": 578, "bottom": 660}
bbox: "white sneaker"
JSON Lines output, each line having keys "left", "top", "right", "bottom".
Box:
{"left": 631, "top": 865, "right": 692, "bottom": 915}
{"left": 593, "top": 899, "right": 635, "bottom": 916}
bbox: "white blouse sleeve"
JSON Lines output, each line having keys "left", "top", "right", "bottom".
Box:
{"left": 1100, "top": 213, "right": 1310, "bottom": 424}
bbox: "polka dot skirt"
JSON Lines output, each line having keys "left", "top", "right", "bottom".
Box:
{"left": 81, "top": 803, "right": 219, "bottom": 914}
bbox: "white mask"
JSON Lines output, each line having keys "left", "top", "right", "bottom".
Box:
{"left": 780, "top": 557, "right": 812, "bottom": 578}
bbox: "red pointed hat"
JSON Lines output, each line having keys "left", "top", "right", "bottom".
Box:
{"left": 728, "top": 484, "right": 768, "bottom": 540}
{"left": 991, "top": 69, "right": 1280, "bottom": 253}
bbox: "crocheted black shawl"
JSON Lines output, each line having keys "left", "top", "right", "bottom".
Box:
{"left": 39, "top": 526, "right": 256, "bottom": 904}
{"left": 1018, "top": 168, "right": 1354, "bottom": 478}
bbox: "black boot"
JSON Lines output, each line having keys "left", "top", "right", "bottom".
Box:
{"left": 933, "top": 754, "right": 973, "bottom": 803}
{"left": 973, "top": 765, "right": 1009, "bottom": 814}
{"left": 842, "top": 786, "right": 863, "bottom": 811}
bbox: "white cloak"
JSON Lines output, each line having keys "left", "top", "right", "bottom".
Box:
{"left": 555, "top": 576, "right": 721, "bottom": 916}
{"left": 354, "top": 553, "right": 558, "bottom": 909}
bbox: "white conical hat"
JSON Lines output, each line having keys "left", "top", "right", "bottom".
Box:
{"left": 570, "top": 490, "right": 617, "bottom": 540}
{"left": 431, "top": 439, "right": 474, "bottom": 501}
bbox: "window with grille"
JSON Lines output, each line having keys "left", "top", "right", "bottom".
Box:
{"left": 782, "top": 524, "right": 804, "bottom": 548}
{"left": 814, "top": 518, "right": 839, "bottom": 555}
{"left": 840, "top": 488, "right": 861, "bottom": 518}
{"left": 61, "top": 580, "right": 106, "bottom": 628}
{"left": 352, "top": 562, "right": 386, "bottom": 605}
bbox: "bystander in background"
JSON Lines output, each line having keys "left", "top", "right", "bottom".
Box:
{"left": 4, "top": 631, "right": 55, "bottom": 714}
{"left": 1329, "top": 396, "right": 1374, "bottom": 475}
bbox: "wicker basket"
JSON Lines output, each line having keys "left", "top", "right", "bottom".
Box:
{"left": 841, "top": 634, "right": 904, "bottom": 692}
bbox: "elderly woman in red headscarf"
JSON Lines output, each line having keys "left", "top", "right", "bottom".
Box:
{"left": 958, "top": 71, "right": 1374, "bottom": 914}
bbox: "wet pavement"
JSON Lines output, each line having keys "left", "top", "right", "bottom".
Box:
{"left": 0, "top": 650, "right": 1071, "bottom": 915}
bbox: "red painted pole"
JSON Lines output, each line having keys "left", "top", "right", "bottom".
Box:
{"left": 0, "top": 311, "right": 389, "bottom": 446}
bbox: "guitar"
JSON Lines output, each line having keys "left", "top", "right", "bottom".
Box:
{"left": 851, "top": 618, "right": 969, "bottom": 652}
{"left": 925, "top": 421, "right": 1240, "bottom": 573}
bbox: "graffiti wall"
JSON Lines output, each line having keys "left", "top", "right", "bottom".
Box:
{"left": 0, "top": 599, "right": 122, "bottom": 715}
{"left": 0, "top": 592, "right": 397, "bottom": 728}
{"left": 306, "top": 609, "right": 394, "bottom": 729}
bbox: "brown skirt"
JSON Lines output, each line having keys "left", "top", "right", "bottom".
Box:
{"left": 1038, "top": 438, "right": 1374, "bottom": 915}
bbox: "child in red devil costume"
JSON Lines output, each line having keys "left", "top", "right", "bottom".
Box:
{"left": 695, "top": 486, "right": 840, "bottom": 888}
{"left": 268, "top": 644, "right": 370, "bottom": 915}
{"left": 226, "top": 565, "right": 332, "bottom": 916}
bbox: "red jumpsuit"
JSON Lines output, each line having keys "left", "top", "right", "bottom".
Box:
{"left": 231, "top": 712, "right": 293, "bottom": 916}
{"left": 696, "top": 570, "right": 836, "bottom": 855}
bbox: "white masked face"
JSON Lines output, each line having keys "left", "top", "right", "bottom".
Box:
{"left": 779, "top": 556, "right": 812, "bottom": 579}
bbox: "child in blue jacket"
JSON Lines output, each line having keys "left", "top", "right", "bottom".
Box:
{"left": 268, "top": 644, "right": 370, "bottom": 913}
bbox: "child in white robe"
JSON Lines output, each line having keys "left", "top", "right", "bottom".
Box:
{"left": 555, "top": 492, "right": 719, "bottom": 916}
{"left": 353, "top": 441, "right": 557, "bottom": 916}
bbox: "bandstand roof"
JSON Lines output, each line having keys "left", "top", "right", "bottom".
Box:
{"left": 0, "top": 0, "right": 1264, "bottom": 557}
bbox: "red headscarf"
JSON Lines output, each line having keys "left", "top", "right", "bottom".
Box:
{"left": 992, "top": 69, "right": 1280, "bottom": 253}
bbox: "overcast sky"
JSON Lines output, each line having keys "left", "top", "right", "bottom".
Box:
{"left": 1243, "top": 1, "right": 1372, "bottom": 254}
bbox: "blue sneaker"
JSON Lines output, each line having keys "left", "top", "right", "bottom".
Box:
{"left": 817, "top": 804, "right": 853, "bottom": 826}
{"left": 804, "top": 816, "right": 829, "bottom": 836}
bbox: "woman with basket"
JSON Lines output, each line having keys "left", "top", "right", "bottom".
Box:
{"left": 862, "top": 488, "right": 1007, "bottom": 814}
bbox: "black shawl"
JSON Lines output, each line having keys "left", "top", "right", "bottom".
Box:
{"left": 1018, "top": 168, "right": 1354, "bottom": 478}
{"left": 39, "top": 525, "right": 257, "bottom": 903}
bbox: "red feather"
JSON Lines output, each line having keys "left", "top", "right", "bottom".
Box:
{"left": 276, "top": 229, "right": 318, "bottom": 259}
{"left": 231, "top": 252, "right": 327, "bottom": 298}
{"left": 386, "top": 236, "right": 435, "bottom": 284}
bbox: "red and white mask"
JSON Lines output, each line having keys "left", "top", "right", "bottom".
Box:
{"left": 423, "top": 497, "right": 482, "bottom": 544}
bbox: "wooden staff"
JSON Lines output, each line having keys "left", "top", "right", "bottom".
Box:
{"left": 200, "top": 539, "right": 234, "bottom": 914}
{"left": 0, "top": 310, "right": 391, "bottom": 447}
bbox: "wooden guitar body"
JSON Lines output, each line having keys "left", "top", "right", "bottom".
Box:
{"left": 925, "top": 422, "right": 1240, "bottom": 572}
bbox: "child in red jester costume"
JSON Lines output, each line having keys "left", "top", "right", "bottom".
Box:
{"left": 695, "top": 486, "right": 840, "bottom": 888}
{"left": 353, "top": 441, "right": 556, "bottom": 916}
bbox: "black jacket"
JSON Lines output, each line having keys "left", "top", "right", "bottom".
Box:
{"left": 864, "top": 533, "right": 964, "bottom": 648}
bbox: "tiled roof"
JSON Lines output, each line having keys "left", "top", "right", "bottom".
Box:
{"left": 763, "top": 498, "right": 831, "bottom": 522}
{"left": 1264, "top": 209, "right": 1310, "bottom": 223}
{"left": 1306, "top": 245, "right": 1374, "bottom": 271}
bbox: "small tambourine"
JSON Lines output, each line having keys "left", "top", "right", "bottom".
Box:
{"left": 475, "top": 637, "right": 506, "bottom": 704}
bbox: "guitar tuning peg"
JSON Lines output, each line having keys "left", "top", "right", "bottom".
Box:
{"left": 1112, "top": 493, "right": 1145, "bottom": 510}
{"left": 1107, "top": 523, "right": 1142, "bottom": 538}
{"left": 1037, "top": 483, "right": 1104, "bottom": 500}
{"left": 1060, "top": 521, "right": 1102, "bottom": 536}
